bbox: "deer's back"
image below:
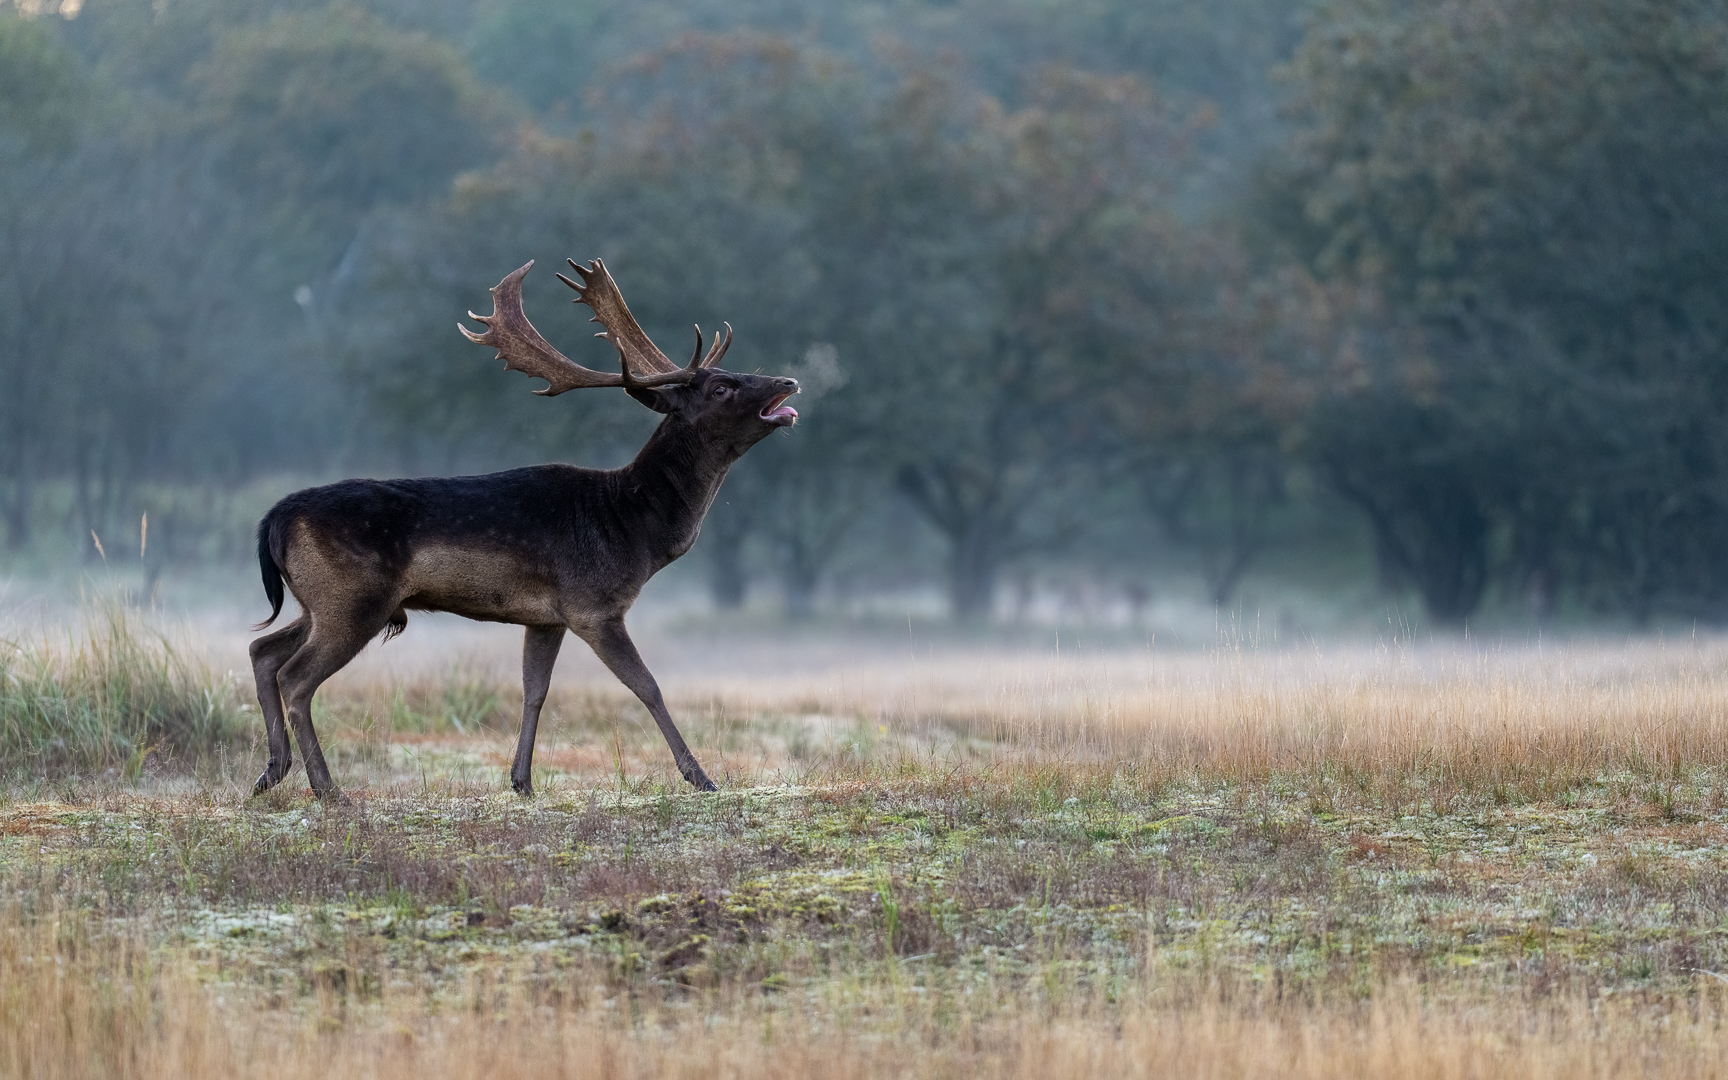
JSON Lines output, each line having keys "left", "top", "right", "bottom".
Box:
{"left": 262, "top": 466, "right": 649, "bottom": 625}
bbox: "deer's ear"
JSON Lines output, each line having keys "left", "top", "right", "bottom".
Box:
{"left": 626, "top": 386, "right": 676, "bottom": 413}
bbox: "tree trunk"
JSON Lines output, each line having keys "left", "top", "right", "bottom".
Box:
{"left": 783, "top": 559, "right": 819, "bottom": 621}
{"left": 0, "top": 476, "right": 31, "bottom": 551}
{"left": 948, "top": 522, "right": 1001, "bottom": 622}
{"left": 1327, "top": 454, "right": 1490, "bottom": 628}
{"left": 1207, "top": 550, "right": 1256, "bottom": 609}
{"left": 896, "top": 461, "right": 1032, "bottom": 624}
{"left": 1361, "top": 483, "right": 1489, "bottom": 627}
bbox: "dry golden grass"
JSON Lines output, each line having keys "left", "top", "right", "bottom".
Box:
{"left": 285, "top": 623, "right": 1728, "bottom": 803}
{"left": 7, "top": 904, "right": 1728, "bottom": 1080}
{"left": 677, "top": 634, "right": 1728, "bottom": 777}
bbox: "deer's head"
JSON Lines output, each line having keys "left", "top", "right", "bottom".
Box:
{"left": 459, "top": 260, "right": 798, "bottom": 454}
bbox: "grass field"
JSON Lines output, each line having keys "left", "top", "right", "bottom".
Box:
{"left": 7, "top": 605, "right": 1728, "bottom": 1077}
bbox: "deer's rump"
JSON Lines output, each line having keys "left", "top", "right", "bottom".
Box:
{"left": 256, "top": 466, "right": 601, "bottom": 629}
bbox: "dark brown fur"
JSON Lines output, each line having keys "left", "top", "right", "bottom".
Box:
{"left": 249, "top": 364, "right": 799, "bottom": 800}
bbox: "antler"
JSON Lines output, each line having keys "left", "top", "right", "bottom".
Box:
{"left": 459, "top": 262, "right": 694, "bottom": 394}
{"left": 560, "top": 258, "right": 727, "bottom": 380}
{"left": 699, "top": 322, "right": 733, "bottom": 369}
{"left": 681, "top": 323, "right": 735, "bottom": 371}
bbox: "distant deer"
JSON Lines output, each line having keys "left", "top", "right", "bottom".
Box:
{"left": 248, "top": 259, "right": 799, "bottom": 800}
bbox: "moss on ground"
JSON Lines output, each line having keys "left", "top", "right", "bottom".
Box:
{"left": 7, "top": 756, "right": 1728, "bottom": 1024}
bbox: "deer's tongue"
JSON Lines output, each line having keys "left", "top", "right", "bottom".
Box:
{"left": 760, "top": 395, "right": 798, "bottom": 423}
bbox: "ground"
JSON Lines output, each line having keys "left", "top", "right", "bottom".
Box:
{"left": 7, "top": 620, "right": 1728, "bottom": 1076}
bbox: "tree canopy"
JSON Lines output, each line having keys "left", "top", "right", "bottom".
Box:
{"left": 4, "top": 0, "right": 1727, "bottom": 627}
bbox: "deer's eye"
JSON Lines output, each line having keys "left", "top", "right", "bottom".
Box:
{"left": 710, "top": 384, "right": 732, "bottom": 399}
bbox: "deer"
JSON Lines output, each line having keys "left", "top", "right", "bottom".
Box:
{"left": 247, "top": 258, "right": 799, "bottom": 801}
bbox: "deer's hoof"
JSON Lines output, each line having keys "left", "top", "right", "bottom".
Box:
{"left": 252, "top": 759, "right": 291, "bottom": 796}
{"left": 686, "top": 771, "right": 719, "bottom": 793}
{"left": 313, "top": 785, "right": 351, "bottom": 806}
{"left": 511, "top": 777, "right": 534, "bottom": 798}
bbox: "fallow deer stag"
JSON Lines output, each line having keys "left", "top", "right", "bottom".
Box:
{"left": 248, "top": 258, "right": 798, "bottom": 800}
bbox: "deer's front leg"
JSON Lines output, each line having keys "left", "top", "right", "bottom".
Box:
{"left": 512, "top": 625, "right": 565, "bottom": 796}
{"left": 583, "top": 619, "right": 718, "bottom": 792}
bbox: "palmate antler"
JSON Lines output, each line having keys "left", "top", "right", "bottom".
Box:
{"left": 458, "top": 260, "right": 698, "bottom": 395}
{"left": 558, "top": 258, "right": 732, "bottom": 378}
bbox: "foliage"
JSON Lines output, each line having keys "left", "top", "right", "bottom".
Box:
{"left": 0, "top": 8, "right": 84, "bottom": 153}
{"left": 195, "top": 5, "right": 508, "bottom": 228}
{"left": 7, "top": 0, "right": 1728, "bottom": 626}
{"left": 1274, "top": 0, "right": 1728, "bottom": 623}
{"left": 1, "top": 0, "right": 1327, "bottom": 622}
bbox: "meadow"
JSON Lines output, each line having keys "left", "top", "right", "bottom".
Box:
{"left": 7, "top": 602, "right": 1728, "bottom": 1077}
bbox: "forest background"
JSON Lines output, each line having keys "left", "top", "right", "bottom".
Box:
{"left": 3, "top": 0, "right": 1725, "bottom": 632}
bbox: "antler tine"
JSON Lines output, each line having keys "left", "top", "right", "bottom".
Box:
{"left": 687, "top": 325, "right": 706, "bottom": 371}
{"left": 458, "top": 261, "right": 626, "bottom": 395}
{"left": 700, "top": 322, "right": 733, "bottom": 369}
{"left": 582, "top": 321, "right": 697, "bottom": 390}
{"left": 557, "top": 257, "right": 686, "bottom": 380}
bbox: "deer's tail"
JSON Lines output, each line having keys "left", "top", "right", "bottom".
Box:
{"left": 252, "top": 512, "right": 287, "bottom": 631}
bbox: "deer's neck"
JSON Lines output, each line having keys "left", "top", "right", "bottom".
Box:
{"left": 615, "top": 417, "right": 738, "bottom": 562}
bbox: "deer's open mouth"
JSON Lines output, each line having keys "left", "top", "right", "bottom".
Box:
{"left": 760, "top": 394, "right": 798, "bottom": 426}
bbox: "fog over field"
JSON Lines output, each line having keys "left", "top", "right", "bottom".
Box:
{"left": 10, "top": 600, "right": 1728, "bottom": 1078}
{"left": 8, "top": 0, "right": 1728, "bottom": 1074}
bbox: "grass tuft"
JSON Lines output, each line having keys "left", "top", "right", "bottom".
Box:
{"left": 0, "top": 598, "right": 245, "bottom": 775}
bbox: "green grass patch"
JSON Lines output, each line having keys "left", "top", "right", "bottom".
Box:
{"left": 0, "top": 600, "right": 246, "bottom": 775}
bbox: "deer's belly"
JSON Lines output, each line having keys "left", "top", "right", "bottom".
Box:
{"left": 398, "top": 545, "right": 563, "bottom": 625}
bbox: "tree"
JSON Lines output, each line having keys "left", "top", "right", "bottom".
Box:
{"left": 195, "top": 6, "right": 508, "bottom": 242}
{"left": 873, "top": 66, "right": 1213, "bottom": 619}
{"left": 466, "top": 0, "right": 611, "bottom": 116}
{"left": 0, "top": 10, "right": 88, "bottom": 547}
{"left": 1272, "top": 0, "right": 1728, "bottom": 623}
{"left": 0, "top": 2, "right": 519, "bottom": 561}
{"left": 1101, "top": 241, "right": 1332, "bottom": 611}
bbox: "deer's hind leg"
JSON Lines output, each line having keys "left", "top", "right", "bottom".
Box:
{"left": 249, "top": 619, "right": 309, "bottom": 795}
{"left": 277, "top": 607, "right": 390, "bottom": 800}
